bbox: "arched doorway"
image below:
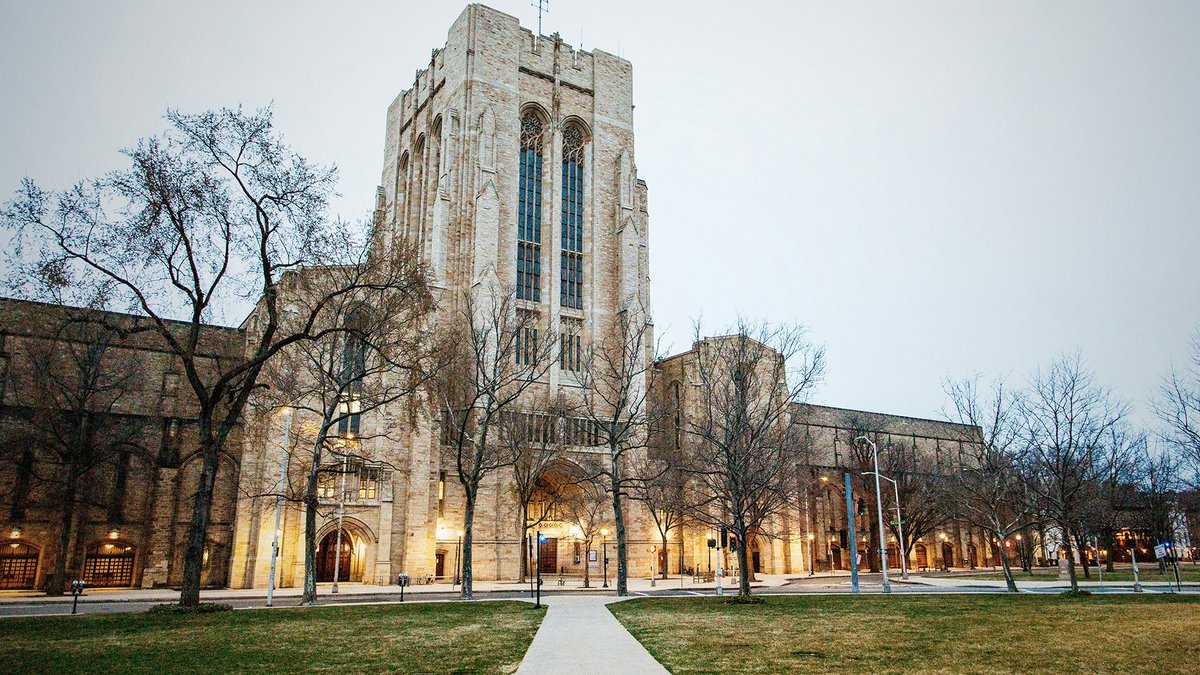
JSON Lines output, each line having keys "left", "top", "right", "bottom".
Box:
{"left": 435, "top": 550, "right": 447, "bottom": 579}
{"left": 316, "top": 529, "right": 353, "bottom": 582}
{"left": 941, "top": 542, "right": 955, "bottom": 570}
{"left": 886, "top": 542, "right": 900, "bottom": 568}
{"left": 751, "top": 541, "right": 761, "bottom": 574}
{"left": 83, "top": 541, "right": 136, "bottom": 587}
{"left": 915, "top": 544, "right": 928, "bottom": 570}
{"left": 1, "top": 542, "right": 40, "bottom": 589}
{"left": 830, "top": 543, "right": 842, "bottom": 570}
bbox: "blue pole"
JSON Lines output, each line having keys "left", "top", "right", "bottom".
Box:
{"left": 845, "top": 474, "right": 860, "bottom": 594}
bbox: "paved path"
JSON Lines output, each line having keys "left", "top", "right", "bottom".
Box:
{"left": 517, "top": 594, "right": 668, "bottom": 675}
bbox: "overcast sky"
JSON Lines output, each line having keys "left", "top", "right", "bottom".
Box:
{"left": 2, "top": 1, "right": 1197, "bottom": 427}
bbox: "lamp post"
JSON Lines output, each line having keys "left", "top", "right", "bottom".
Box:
{"left": 537, "top": 528, "right": 547, "bottom": 607}
{"left": 601, "top": 528, "right": 610, "bottom": 588}
{"left": 855, "top": 436, "right": 891, "bottom": 594}
{"left": 864, "top": 471, "right": 908, "bottom": 580}
{"left": 331, "top": 454, "right": 349, "bottom": 594}
{"left": 267, "top": 407, "right": 292, "bottom": 608}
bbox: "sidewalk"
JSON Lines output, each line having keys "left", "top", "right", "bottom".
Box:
{"left": 907, "top": 573, "right": 1197, "bottom": 591}
{"left": 0, "top": 573, "right": 792, "bottom": 605}
{"left": 517, "top": 595, "right": 667, "bottom": 675}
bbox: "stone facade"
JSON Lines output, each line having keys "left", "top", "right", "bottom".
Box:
{"left": 0, "top": 298, "right": 243, "bottom": 590}
{"left": 0, "top": 4, "right": 999, "bottom": 593}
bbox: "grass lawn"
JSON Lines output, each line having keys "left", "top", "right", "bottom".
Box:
{"left": 609, "top": 594, "right": 1200, "bottom": 674}
{"left": 958, "top": 567, "right": 1200, "bottom": 583}
{"left": 0, "top": 600, "right": 544, "bottom": 674}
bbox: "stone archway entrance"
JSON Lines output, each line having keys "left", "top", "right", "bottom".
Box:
{"left": 0, "top": 542, "right": 40, "bottom": 589}
{"left": 316, "top": 529, "right": 353, "bottom": 582}
{"left": 83, "top": 541, "right": 137, "bottom": 587}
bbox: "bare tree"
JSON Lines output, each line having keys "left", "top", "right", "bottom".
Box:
{"left": 433, "top": 289, "right": 555, "bottom": 599}
{"left": 942, "top": 376, "right": 1038, "bottom": 592}
{"left": 575, "top": 310, "right": 658, "bottom": 596}
{"left": 1020, "top": 354, "right": 1127, "bottom": 592}
{"left": 684, "top": 319, "right": 824, "bottom": 598}
{"left": 1083, "top": 425, "right": 1143, "bottom": 573}
{"left": 496, "top": 397, "right": 564, "bottom": 582}
{"left": 631, "top": 452, "right": 688, "bottom": 579}
{"left": 1138, "top": 441, "right": 1183, "bottom": 572}
{"left": 2, "top": 107, "right": 392, "bottom": 605}
{"left": 1156, "top": 329, "right": 1200, "bottom": 486}
{"left": 881, "top": 440, "right": 950, "bottom": 569}
{"left": 1, "top": 314, "right": 147, "bottom": 595}
{"left": 250, "top": 243, "right": 436, "bottom": 604}
{"left": 561, "top": 476, "right": 609, "bottom": 588}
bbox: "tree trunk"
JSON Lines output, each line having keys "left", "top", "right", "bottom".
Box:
{"left": 1061, "top": 525, "right": 1079, "bottom": 592}
{"left": 661, "top": 533, "right": 668, "bottom": 579}
{"left": 518, "top": 503, "right": 529, "bottom": 583}
{"left": 734, "top": 517, "right": 752, "bottom": 597}
{"left": 1073, "top": 530, "right": 1091, "bottom": 580}
{"left": 610, "top": 453, "right": 629, "bottom": 596}
{"left": 461, "top": 490, "right": 476, "bottom": 600}
{"left": 301, "top": 432, "right": 329, "bottom": 606}
{"left": 179, "top": 422, "right": 220, "bottom": 607}
{"left": 994, "top": 529, "right": 1018, "bottom": 592}
{"left": 46, "top": 480, "right": 79, "bottom": 596}
{"left": 583, "top": 542, "right": 591, "bottom": 588}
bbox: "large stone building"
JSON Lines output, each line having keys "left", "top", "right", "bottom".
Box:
{"left": 2, "top": 4, "right": 1010, "bottom": 592}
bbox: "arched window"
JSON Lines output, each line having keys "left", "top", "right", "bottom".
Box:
{"left": 517, "top": 112, "right": 544, "bottom": 302}
{"left": 560, "top": 125, "right": 585, "bottom": 309}
{"left": 337, "top": 309, "right": 367, "bottom": 438}
{"left": 83, "top": 541, "right": 136, "bottom": 587}
{"left": 0, "top": 542, "right": 40, "bottom": 589}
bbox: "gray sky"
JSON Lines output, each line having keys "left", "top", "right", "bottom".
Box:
{"left": 2, "top": 1, "right": 1198, "bottom": 427}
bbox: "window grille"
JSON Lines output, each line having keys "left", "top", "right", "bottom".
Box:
{"left": 560, "top": 126, "right": 585, "bottom": 309}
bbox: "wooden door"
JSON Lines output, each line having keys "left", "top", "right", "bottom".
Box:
{"left": 538, "top": 537, "right": 558, "bottom": 574}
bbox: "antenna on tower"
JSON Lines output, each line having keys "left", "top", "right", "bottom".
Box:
{"left": 531, "top": 0, "right": 549, "bottom": 37}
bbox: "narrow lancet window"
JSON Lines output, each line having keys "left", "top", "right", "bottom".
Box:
{"left": 560, "top": 125, "right": 585, "bottom": 309}
{"left": 517, "top": 113, "right": 544, "bottom": 302}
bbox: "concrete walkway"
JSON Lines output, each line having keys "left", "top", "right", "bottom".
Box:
{"left": 517, "top": 594, "right": 668, "bottom": 675}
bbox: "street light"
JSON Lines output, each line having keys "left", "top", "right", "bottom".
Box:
{"left": 855, "top": 436, "right": 891, "bottom": 594}
{"left": 863, "top": 471, "right": 908, "bottom": 580}
{"left": 601, "top": 528, "right": 610, "bottom": 588}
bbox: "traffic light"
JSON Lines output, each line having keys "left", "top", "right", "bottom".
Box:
{"left": 729, "top": 534, "right": 739, "bottom": 552}
{"left": 720, "top": 527, "right": 728, "bottom": 549}
{"left": 857, "top": 498, "right": 867, "bottom": 516}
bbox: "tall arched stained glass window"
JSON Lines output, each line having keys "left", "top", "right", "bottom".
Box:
{"left": 337, "top": 308, "right": 367, "bottom": 438}
{"left": 560, "top": 125, "right": 585, "bottom": 309}
{"left": 517, "top": 113, "right": 544, "bottom": 302}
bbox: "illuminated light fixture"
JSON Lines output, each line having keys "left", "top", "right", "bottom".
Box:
{"left": 9, "top": 543, "right": 18, "bottom": 549}
{"left": 1015, "top": 534, "right": 1023, "bottom": 541}
{"left": 104, "top": 543, "right": 114, "bottom": 550}
{"left": 807, "top": 533, "right": 815, "bottom": 541}
{"left": 9, "top": 527, "right": 20, "bottom": 539}
{"left": 457, "top": 530, "right": 464, "bottom": 538}
{"left": 603, "top": 528, "right": 611, "bottom": 537}
{"left": 108, "top": 529, "right": 120, "bottom": 540}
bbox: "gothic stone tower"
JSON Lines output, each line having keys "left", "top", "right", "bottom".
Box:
{"left": 376, "top": 4, "right": 653, "bottom": 582}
